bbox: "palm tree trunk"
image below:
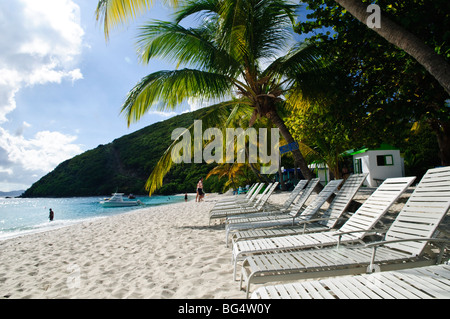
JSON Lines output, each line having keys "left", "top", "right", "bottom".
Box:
{"left": 429, "top": 119, "right": 450, "bottom": 166}
{"left": 265, "top": 110, "right": 315, "bottom": 181}
{"left": 278, "top": 160, "right": 286, "bottom": 191}
{"left": 245, "top": 148, "right": 271, "bottom": 183}
{"left": 334, "top": 0, "right": 450, "bottom": 95}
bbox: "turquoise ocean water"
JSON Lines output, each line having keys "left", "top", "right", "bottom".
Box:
{"left": 0, "top": 195, "right": 187, "bottom": 241}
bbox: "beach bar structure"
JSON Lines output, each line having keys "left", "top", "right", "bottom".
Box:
{"left": 349, "top": 144, "right": 405, "bottom": 187}
{"left": 275, "top": 167, "right": 305, "bottom": 186}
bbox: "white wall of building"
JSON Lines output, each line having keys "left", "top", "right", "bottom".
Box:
{"left": 353, "top": 149, "right": 404, "bottom": 187}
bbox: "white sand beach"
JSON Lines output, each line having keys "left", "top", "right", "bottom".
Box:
{"left": 0, "top": 193, "right": 248, "bottom": 299}
{"left": 0, "top": 189, "right": 441, "bottom": 299}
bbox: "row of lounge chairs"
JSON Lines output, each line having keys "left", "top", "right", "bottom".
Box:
{"left": 209, "top": 166, "right": 450, "bottom": 299}
{"left": 209, "top": 182, "right": 279, "bottom": 225}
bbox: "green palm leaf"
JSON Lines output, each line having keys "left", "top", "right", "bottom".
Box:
{"left": 96, "top": 0, "right": 180, "bottom": 39}
{"left": 136, "top": 20, "right": 240, "bottom": 74}
{"left": 145, "top": 101, "right": 236, "bottom": 195}
{"left": 122, "top": 69, "right": 233, "bottom": 125}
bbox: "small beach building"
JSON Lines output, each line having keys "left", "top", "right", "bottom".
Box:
{"left": 349, "top": 144, "right": 405, "bottom": 187}
{"left": 308, "top": 162, "right": 331, "bottom": 185}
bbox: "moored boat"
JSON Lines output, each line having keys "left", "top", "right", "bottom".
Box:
{"left": 100, "top": 193, "right": 141, "bottom": 207}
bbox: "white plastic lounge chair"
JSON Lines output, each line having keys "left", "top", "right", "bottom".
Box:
{"left": 213, "top": 183, "right": 258, "bottom": 205}
{"left": 239, "top": 166, "right": 450, "bottom": 297}
{"left": 211, "top": 183, "right": 273, "bottom": 213}
{"left": 229, "top": 173, "right": 368, "bottom": 246}
{"left": 226, "top": 178, "right": 320, "bottom": 225}
{"left": 232, "top": 176, "right": 416, "bottom": 280}
{"left": 223, "top": 179, "right": 310, "bottom": 224}
{"left": 213, "top": 183, "right": 260, "bottom": 206}
{"left": 251, "top": 263, "right": 450, "bottom": 299}
{"left": 225, "top": 179, "right": 343, "bottom": 246}
{"left": 209, "top": 182, "right": 279, "bottom": 223}
{"left": 209, "top": 184, "right": 266, "bottom": 222}
{"left": 212, "top": 183, "right": 263, "bottom": 210}
{"left": 268, "top": 179, "right": 308, "bottom": 212}
{"left": 211, "top": 183, "right": 267, "bottom": 212}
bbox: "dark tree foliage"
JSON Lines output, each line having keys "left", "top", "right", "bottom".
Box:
{"left": 296, "top": 0, "right": 449, "bottom": 165}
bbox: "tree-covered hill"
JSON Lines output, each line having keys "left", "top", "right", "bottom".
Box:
{"left": 22, "top": 107, "right": 224, "bottom": 197}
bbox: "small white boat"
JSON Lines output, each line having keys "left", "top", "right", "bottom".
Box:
{"left": 100, "top": 193, "right": 141, "bottom": 207}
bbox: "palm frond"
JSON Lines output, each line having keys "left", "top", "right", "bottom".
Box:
{"left": 121, "top": 69, "right": 233, "bottom": 125}
{"left": 223, "top": 0, "right": 298, "bottom": 62}
{"left": 225, "top": 102, "right": 254, "bottom": 127}
{"left": 145, "top": 101, "right": 236, "bottom": 195}
{"left": 145, "top": 138, "right": 177, "bottom": 196}
{"left": 96, "top": 0, "right": 169, "bottom": 39}
{"left": 136, "top": 20, "right": 240, "bottom": 74}
{"left": 205, "top": 164, "right": 227, "bottom": 179}
{"left": 264, "top": 42, "right": 325, "bottom": 80}
{"left": 265, "top": 42, "right": 336, "bottom": 107}
{"left": 173, "top": 0, "right": 218, "bottom": 24}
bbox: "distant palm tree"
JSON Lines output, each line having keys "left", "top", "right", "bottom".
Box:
{"left": 98, "top": 0, "right": 329, "bottom": 194}
{"left": 206, "top": 162, "right": 248, "bottom": 193}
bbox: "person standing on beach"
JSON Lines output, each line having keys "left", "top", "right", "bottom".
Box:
{"left": 196, "top": 178, "right": 204, "bottom": 202}
{"left": 49, "top": 208, "right": 54, "bottom": 221}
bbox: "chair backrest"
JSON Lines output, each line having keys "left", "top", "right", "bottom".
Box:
{"left": 281, "top": 180, "right": 308, "bottom": 209}
{"left": 384, "top": 166, "right": 450, "bottom": 256}
{"left": 338, "top": 176, "right": 416, "bottom": 238}
{"left": 245, "top": 183, "right": 259, "bottom": 199}
{"left": 248, "top": 183, "right": 264, "bottom": 202}
{"left": 319, "top": 173, "right": 368, "bottom": 228}
{"left": 289, "top": 178, "right": 320, "bottom": 213}
{"left": 291, "top": 179, "right": 343, "bottom": 219}
{"left": 284, "top": 178, "right": 319, "bottom": 218}
{"left": 255, "top": 182, "right": 279, "bottom": 209}
{"left": 252, "top": 183, "right": 272, "bottom": 206}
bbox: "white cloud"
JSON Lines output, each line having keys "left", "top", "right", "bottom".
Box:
{"left": 187, "top": 97, "right": 216, "bottom": 112}
{"left": 147, "top": 110, "right": 179, "bottom": 118}
{"left": 0, "top": 85, "right": 18, "bottom": 123}
{"left": 0, "top": 0, "right": 85, "bottom": 123}
{"left": 0, "top": 127, "right": 82, "bottom": 185}
{"left": 0, "top": 0, "right": 85, "bottom": 191}
{"left": 14, "top": 121, "right": 32, "bottom": 137}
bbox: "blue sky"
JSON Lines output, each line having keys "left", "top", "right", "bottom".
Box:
{"left": 0, "top": 0, "right": 312, "bottom": 192}
{"left": 0, "top": 0, "right": 188, "bottom": 192}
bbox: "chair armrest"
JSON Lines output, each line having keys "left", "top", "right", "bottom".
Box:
{"left": 294, "top": 217, "right": 347, "bottom": 234}
{"left": 297, "top": 216, "right": 346, "bottom": 224}
{"left": 333, "top": 228, "right": 387, "bottom": 237}
{"left": 366, "top": 237, "right": 450, "bottom": 271}
{"left": 332, "top": 228, "right": 387, "bottom": 248}
{"left": 365, "top": 237, "right": 450, "bottom": 248}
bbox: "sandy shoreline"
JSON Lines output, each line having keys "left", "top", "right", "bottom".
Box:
{"left": 0, "top": 189, "right": 445, "bottom": 299}
{"left": 0, "top": 193, "right": 252, "bottom": 299}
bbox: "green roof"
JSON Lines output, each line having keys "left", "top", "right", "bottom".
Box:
{"left": 347, "top": 148, "right": 369, "bottom": 156}
{"left": 344, "top": 143, "right": 398, "bottom": 156}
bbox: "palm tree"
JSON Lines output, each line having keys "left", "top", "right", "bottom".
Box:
{"left": 206, "top": 162, "right": 250, "bottom": 193}
{"left": 96, "top": 0, "right": 450, "bottom": 96}
{"left": 100, "top": 0, "right": 329, "bottom": 194}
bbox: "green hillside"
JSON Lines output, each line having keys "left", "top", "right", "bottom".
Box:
{"left": 22, "top": 107, "right": 224, "bottom": 197}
